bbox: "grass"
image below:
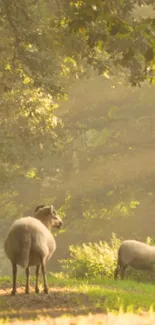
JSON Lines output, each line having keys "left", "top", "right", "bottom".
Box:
{"left": 47, "top": 273, "right": 155, "bottom": 313}
{"left": 1, "top": 272, "right": 155, "bottom": 323}
{"left": 9, "top": 273, "right": 155, "bottom": 312}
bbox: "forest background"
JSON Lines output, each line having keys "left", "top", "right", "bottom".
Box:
{"left": 0, "top": 0, "right": 155, "bottom": 275}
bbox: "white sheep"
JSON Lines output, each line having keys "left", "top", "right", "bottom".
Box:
{"left": 4, "top": 204, "right": 62, "bottom": 295}
{"left": 114, "top": 239, "right": 155, "bottom": 280}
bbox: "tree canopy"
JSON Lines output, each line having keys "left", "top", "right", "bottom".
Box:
{"left": 0, "top": 0, "right": 155, "bottom": 273}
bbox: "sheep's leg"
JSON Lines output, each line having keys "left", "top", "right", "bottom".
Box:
{"left": 11, "top": 263, "right": 17, "bottom": 296}
{"left": 25, "top": 267, "right": 30, "bottom": 294}
{"left": 114, "top": 265, "right": 120, "bottom": 280}
{"left": 35, "top": 265, "right": 40, "bottom": 294}
{"left": 120, "top": 265, "right": 127, "bottom": 280}
{"left": 40, "top": 258, "right": 48, "bottom": 294}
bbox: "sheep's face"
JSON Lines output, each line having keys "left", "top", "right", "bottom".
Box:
{"left": 50, "top": 206, "right": 63, "bottom": 229}
{"left": 34, "top": 204, "right": 63, "bottom": 230}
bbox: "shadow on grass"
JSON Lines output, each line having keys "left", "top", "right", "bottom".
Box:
{"left": 0, "top": 283, "right": 106, "bottom": 321}
{"left": 1, "top": 276, "right": 155, "bottom": 321}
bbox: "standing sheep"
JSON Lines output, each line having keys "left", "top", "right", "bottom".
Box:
{"left": 114, "top": 239, "right": 155, "bottom": 280}
{"left": 4, "top": 204, "right": 62, "bottom": 295}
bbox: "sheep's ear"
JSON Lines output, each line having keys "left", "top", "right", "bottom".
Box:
{"left": 50, "top": 205, "right": 54, "bottom": 213}
{"left": 34, "top": 205, "right": 45, "bottom": 213}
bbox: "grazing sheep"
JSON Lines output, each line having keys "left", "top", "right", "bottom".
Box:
{"left": 114, "top": 239, "right": 155, "bottom": 280}
{"left": 4, "top": 204, "right": 62, "bottom": 295}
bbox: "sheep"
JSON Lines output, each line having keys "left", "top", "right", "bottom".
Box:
{"left": 4, "top": 204, "right": 63, "bottom": 295}
{"left": 114, "top": 239, "right": 155, "bottom": 280}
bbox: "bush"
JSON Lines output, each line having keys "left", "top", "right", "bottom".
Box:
{"left": 59, "top": 233, "right": 121, "bottom": 278}
{"left": 59, "top": 234, "right": 155, "bottom": 283}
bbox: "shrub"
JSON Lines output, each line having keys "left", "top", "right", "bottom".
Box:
{"left": 59, "top": 234, "right": 155, "bottom": 283}
{"left": 59, "top": 233, "right": 121, "bottom": 278}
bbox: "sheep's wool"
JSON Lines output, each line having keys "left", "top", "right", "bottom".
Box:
{"left": 4, "top": 217, "right": 56, "bottom": 268}
{"left": 119, "top": 240, "right": 155, "bottom": 268}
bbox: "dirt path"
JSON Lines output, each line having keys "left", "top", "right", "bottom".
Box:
{"left": 0, "top": 285, "right": 96, "bottom": 320}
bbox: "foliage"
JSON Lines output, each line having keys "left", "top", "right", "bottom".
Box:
{"left": 60, "top": 234, "right": 155, "bottom": 282}
{"left": 59, "top": 233, "right": 121, "bottom": 278}
{"left": 65, "top": 0, "right": 155, "bottom": 86}
{"left": 0, "top": 0, "right": 154, "bottom": 208}
{"left": 0, "top": 0, "right": 155, "bottom": 274}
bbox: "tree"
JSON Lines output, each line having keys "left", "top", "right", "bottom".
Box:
{"left": 0, "top": 0, "right": 155, "bottom": 272}
{"left": 64, "top": 0, "right": 155, "bottom": 86}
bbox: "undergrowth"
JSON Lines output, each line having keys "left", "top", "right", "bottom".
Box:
{"left": 59, "top": 233, "right": 155, "bottom": 282}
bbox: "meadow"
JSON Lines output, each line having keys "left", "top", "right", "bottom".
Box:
{"left": 1, "top": 273, "right": 155, "bottom": 324}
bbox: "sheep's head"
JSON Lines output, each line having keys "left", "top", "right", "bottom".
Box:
{"left": 48, "top": 205, "right": 63, "bottom": 229}
{"left": 34, "top": 204, "right": 63, "bottom": 230}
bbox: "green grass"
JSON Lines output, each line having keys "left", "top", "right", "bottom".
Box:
{"left": 1, "top": 272, "right": 155, "bottom": 316}
{"left": 47, "top": 273, "right": 155, "bottom": 313}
